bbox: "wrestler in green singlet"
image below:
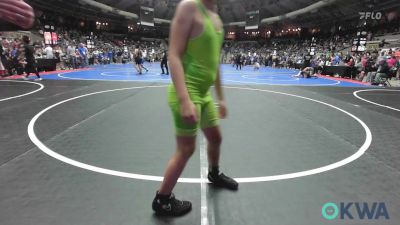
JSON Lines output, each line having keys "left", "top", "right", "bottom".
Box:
{"left": 153, "top": 0, "right": 238, "bottom": 217}
{"left": 168, "top": 0, "right": 224, "bottom": 136}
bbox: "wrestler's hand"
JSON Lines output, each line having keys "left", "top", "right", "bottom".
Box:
{"left": 0, "top": 0, "right": 35, "bottom": 29}
{"left": 218, "top": 100, "right": 227, "bottom": 119}
{"left": 181, "top": 100, "right": 198, "bottom": 124}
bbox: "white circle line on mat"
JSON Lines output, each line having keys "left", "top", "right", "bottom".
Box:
{"left": 224, "top": 78, "right": 341, "bottom": 86}
{"left": 242, "top": 74, "right": 300, "bottom": 81}
{"left": 100, "top": 71, "right": 159, "bottom": 78}
{"left": 28, "top": 85, "right": 372, "bottom": 183}
{"left": 353, "top": 89, "right": 400, "bottom": 112}
{"left": 58, "top": 73, "right": 168, "bottom": 82}
{"left": 0, "top": 80, "right": 44, "bottom": 102}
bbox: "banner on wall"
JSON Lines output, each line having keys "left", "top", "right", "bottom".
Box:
{"left": 245, "top": 10, "right": 259, "bottom": 30}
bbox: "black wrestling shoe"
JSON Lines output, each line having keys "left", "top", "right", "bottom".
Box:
{"left": 208, "top": 172, "right": 239, "bottom": 190}
{"left": 152, "top": 192, "right": 192, "bottom": 217}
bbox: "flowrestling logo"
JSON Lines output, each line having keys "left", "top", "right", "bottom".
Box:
{"left": 321, "top": 202, "right": 389, "bottom": 220}
{"left": 359, "top": 12, "right": 382, "bottom": 20}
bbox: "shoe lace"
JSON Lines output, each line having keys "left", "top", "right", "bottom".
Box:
{"left": 169, "top": 194, "right": 184, "bottom": 207}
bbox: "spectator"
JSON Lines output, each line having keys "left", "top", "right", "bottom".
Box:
{"left": 66, "top": 44, "right": 77, "bottom": 69}
{"left": 78, "top": 43, "right": 88, "bottom": 68}
{"left": 396, "top": 57, "right": 400, "bottom": 80}
{"left": 54, "top": 45, "right": 64, "bottom": 70}
{"left": 373, "top": 60, "right": 390, "bottom": 85}
{"left": 44, "top": 45, "right": 54, "bottom": 59}
{"left": 0, "top": 43, "right": 4, "bottom": 76}
{"left": 387, "top": 55, "right": 397, "bottom": 68}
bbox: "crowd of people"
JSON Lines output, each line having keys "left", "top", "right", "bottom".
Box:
{"left": 223, "top": 35, "right": 400, "bottom": 85}
{"left": 1, "top": 29, "right": 399, "bottom": 85}
{"left": 0, "top": 29, "right": 168, "bottom": 77}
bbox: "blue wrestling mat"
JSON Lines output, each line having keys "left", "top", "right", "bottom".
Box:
{"left": 42, "top": 63, "right": 369, "bottom": 87}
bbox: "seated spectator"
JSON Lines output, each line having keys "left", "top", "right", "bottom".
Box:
{"left": 333, "top": 53, "right": 342, "bottom": 65}
{"left": 373, "top": 60, "right": 390, "bottom": 85}
{"left": 346, "top": 58, "right": 355, "bottom": 67}
{"left": 363, "top": 57, "right": 378, "bottom": 83}
{"left": 396, "top": 57, "right": 400, "bottom": 80}
{"left": 357, "top": 71, "right": 366, "bottom": 81}
{"left": 314, "top": 59, "right": 325, "bottom": 74}
{"left": 387, "top": 55, "right": 396, "bottom": 68}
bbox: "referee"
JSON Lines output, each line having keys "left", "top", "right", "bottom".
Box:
{"left": 161, "top": 50, "right": 169, "bottom": 75}
{"left": 22, "top": 35, "right": 41, "bottom": 81}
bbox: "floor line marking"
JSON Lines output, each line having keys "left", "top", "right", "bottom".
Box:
{"left": 27, "top": 85, "right": 372, "bottom": 183}
{"left": 353, "top": 89, "right": 400, "bottom": 112}
{"left": 58, "top": 73, "right": 169, "bottom": 83}
{"left": 0, "top": 80, "right": 44, "bottom": 102}
{"left": 200, "top": 136, "right": 211, "bottom": 225}
{"left": 100, "top": 71, "right": 159, "bottom": 78}
{"left": 223, "top": 78, "right": 341, "bottom": 86}
{"left": 241, "top": 74, "right": 300, "bottom": 82}
{"left": 57, "top": 67, "right": 338, "bottom": 86}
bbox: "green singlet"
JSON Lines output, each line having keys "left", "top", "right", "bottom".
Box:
{"left": 168, "top": 0, "right": 224, "bottom": 136}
